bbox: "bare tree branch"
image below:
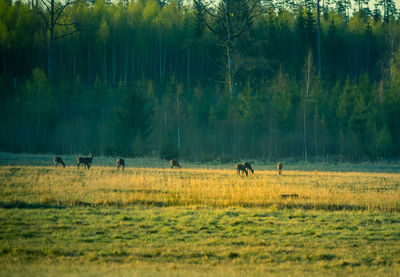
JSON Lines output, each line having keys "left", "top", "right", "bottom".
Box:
{"left": 36, "top": 0, "right": 81, "bottom": 78}
{"left": 55, "top": 22, "right": 75, "bottom": 27}
{"left": 53, "top": 29, "right": 78, "bottom": 40}
{"left": 231, "top": 0, "right": 260, "bottom": 39}
{"left": 36, "top": 8, "right": 50, "bottom": 30}
{"left": 39, "top": 0, "right": 51, "bottom": 17}
{"left": 193, "top": 0, "right": 225, "bottom": 26}
{"left": 54, "top": 0, "right": 80, "bottom": 25}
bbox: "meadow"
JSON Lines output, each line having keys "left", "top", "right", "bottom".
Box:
{"left": 1, "top": 152, "right": 400, "bottom": 276}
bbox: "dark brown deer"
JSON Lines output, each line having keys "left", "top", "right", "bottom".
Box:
{"left": 117, "top": 158, "right": 125, "bottom": 170}
{"left": 170, "top": 159, "right": 181, "bottom": 169}
{"left": 53, "top": 156, "right": 65, "bottom": 168}
{"left": 236, "top": 164, "right": 248, "bottom": 176}
{"left": 277, "top": 162, "right": 283, "bottom": 175}
{"left": 77, "top": 154, "right": 93, "bottom": 169}
{"left": 243, "top": 162, "right": 254, "bottom": 174}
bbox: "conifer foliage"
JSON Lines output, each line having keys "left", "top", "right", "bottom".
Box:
{"left": 0, "top": 0, "right": 399, "bottom": 160}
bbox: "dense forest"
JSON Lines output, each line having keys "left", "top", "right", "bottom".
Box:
{"left": 0, "top": 0, "right": 400, "bottom": 161}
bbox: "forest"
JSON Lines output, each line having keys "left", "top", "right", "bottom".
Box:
{"left": 0, "top": 0, "right": 399, "bottom": 161}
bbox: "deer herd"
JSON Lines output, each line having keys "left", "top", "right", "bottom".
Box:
{"left": 53, "top": 155, "right": 283, "bottom": 175}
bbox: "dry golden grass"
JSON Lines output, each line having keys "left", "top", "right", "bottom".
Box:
{"left": 1, "top": 165, "right": 400, "bottom": 212}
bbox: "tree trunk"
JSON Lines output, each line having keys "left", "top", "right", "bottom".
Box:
{"left": 314, "top": 111, "right": 318, "bottom": 158}
{"left": 87, "top": 46, "right": 92, "bottom": 85}
{"left": 103, "top": 40, "right": 107, "bottom": 83}
{"left": 124, "top": 43, "right": 128, "bottom": 84}
{"left": 131, "top": 51, "right": 135, "bottom": 82}
{"left": 303, "top": 102, "right": 308, "bottom": 159}
{"left": 47, "top": 0, "right": 54, "bottom": 79}
{"left": 317, "top": 0, "right": 321, "bottom": 74}
{"left": 36, "top": 91, "right": 41, "bottom": 127}
{"left": 226, "top": 42, "right": 234, "bottom": 97}
{"left": 72, "top": 39, "right": 76, "bottom": 80}
{"left": 176, "top": 84, "right": 181, "bottom": 150}
{"left": 112, "top": 37, "right": 116, "bottom": 86}
{"left": 303, "top": 52, "right": 312, "bottom": 160}
{"left": 159, "top": 35, "right": 162, "bottom": 81}
{"left": 186, "top": 46, "right": 190, "bottom": 84}
{"left": 2, "top": 47, "right": 7, "bottom": 76}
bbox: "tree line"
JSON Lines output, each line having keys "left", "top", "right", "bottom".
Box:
{"left": 0, "top": 0, "right": 399, "bottom": 161}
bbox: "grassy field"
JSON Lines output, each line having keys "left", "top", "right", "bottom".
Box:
{"left": 1, "top": 153, "right": 400, "bottom": 276}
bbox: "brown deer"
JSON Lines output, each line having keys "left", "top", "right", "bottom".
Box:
{"left": 236, "top": 164, "right": 248, "bottom": 176}
{"left": 277, "top": 162, "right": 283, "bottom": 175}
{"left": 170, "top": 159, "right": 181, "bottom": 169}
{"left": 77, "top": 154, "right": 93, "bottom": 169}
{"left": 53, "top": 156, "right": 65, "bottom": 168}
{"left": 117, "top": 158, "right": 125, "bottom": 170}
{"left": 243, "top": 162, "right": 254, "bottom": 174}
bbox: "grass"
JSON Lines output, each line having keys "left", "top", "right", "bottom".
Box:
{"left": 1, "top": 206, "right": 400, "bottom": 276}
{"left": 1, "top": 166, "right": 400, "bottom": 212}
{"left": 1, "top": 153, "right": 400, "bottom": 276}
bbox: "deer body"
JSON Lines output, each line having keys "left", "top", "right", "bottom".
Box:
{"left": 236, "top": 164, "right": 248, "bottom": 176}
{"left": 243, "top": 162, "right": 254, "bottom": 174}
{"left": 117, "top": 158, "right": 125, "bottom": 170}
{"left": 53, "top": 156, "right": 65, "bottom": 168}
{"left": 77, "top": 154, "right": 93, "bottom": 169}
{"left": 277, "top": 162, "right": 283, "bottom": 175}
{"left": 170, "top": 160, "right": 181, "bottom": 169}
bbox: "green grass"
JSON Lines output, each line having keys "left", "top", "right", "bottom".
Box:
{"left": 1, "top": 153, "right": 400, "bottom": 276}
{"left": 1, "top": 206, "right": 400, "bottom": 276}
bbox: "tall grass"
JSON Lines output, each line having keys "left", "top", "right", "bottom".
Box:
{"left": 1, "top": 166, "right": 400, "bottom": 212}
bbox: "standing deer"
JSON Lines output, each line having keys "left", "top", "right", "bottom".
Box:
{"left": 117, "top": 158, "right": 125, "bottom": 170}
{"left": 53, "top": 156, "right": 65, "bottom": 168}
{"left": 170, "top": 159, "right": 181, "bottom": 169}
{"left": 243, "top": 162, "right": 254, "bottom": 174}
{"left": 277, "top": 162, "right": 283, "bottom": 175}
{"left": 77, "top": 154, "right": 93, "bottom": 169}
{"left": 236, "top": 164, "right": 248, "bottom": 176}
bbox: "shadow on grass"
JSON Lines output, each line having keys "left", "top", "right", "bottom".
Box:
{"left": 243, "top": 202, "right": 381, "bottom": 212}
{"left": 0, "top": 200, "right": 67, "bottom": 209}
{"left": 97, "top": 188, "right": 168, "bottom": 194}
{"left": 1, "top": 200, "right": 397, "bottom": 212}
{"left": 0, "top": 199, "right": 166, "bottom": 209}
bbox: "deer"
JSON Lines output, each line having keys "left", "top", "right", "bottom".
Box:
{"left": 243, "top": 162, "right": 254, "bottom": 174}
{"left": 117, "top": 158, "right": 125, "bottom": 170}
{"left": 236, "top": 164, "right": 248, "bottom": 176}
{"left": 277, "top": 162, "right": 283, "bottom": 175}
{"left": 77, "top": 154, "right": 93, "bottom": 169}
{"left": 53, "top": 156, "right": 65, "bottom": 168}
{"left": 170, "top": 159, "right": 181, "bottom": 169}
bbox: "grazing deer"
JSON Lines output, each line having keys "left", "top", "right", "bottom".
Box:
{"left": 236, "top": 164, "right": 248, "bottom": 176}
{"left": 277, "top": 162, "right": 283, "bottom": 175}
{"left": 53, "top": 156, "right": 65, "bottom": 168}
{"left": 243, "top": 162, "right": 254, "bottom": 174}
{"left": 170, "top": 159, "right": 181, "bottom": 169}
{"left": 117, "top": 158, "right": 125, "bottom": 170}
{"left": 77, "top": 154, "right": 93, "bottom": 169}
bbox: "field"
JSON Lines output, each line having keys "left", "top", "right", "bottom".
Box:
{"left": 1, "top": 153, "right": 400, "bottom": 276}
